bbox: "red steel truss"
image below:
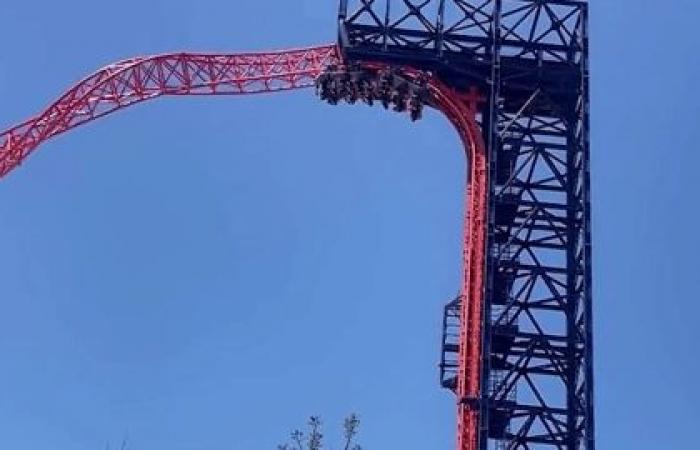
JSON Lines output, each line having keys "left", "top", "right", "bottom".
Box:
{"left": 0, "top": 45, "right": 487, "bottom": 450}
{"left": 376, "top": 67, "right": 487, "bottom": 448}
{"left": 0, "top": 45, "right": 339, "bottom": 178}
{"left": 429, "top": 81, "right": 488, "bottom": 450}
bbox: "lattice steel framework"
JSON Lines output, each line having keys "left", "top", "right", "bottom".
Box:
{"left": 0, "top": 47, "right": 339, "bottom": 177}
{"left": 338, "top": 1, "right": 593, "bottom": 449}
{"left": 0, "top": 3, "right": 593, "bottom": 449}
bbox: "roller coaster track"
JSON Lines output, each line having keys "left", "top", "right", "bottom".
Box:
{"left": 0, "top": 46, "right": 339, "bottom": 178}
{"left": 428, "top": 80, "right": 487, "bottom": 450}
{"left": 0, "top": 45, "right": 487, "bottom": 450}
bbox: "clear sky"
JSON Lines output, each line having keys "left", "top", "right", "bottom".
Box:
{"left": 0, "top": 1, "right": 698, "bottom": 449}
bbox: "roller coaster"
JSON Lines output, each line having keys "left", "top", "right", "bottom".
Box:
{"left": 0, "top": 1, "right": 593, "bottom": 449}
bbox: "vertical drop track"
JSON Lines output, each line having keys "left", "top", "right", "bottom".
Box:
{"left": 0, "top": 45, "right": 491, "bottom": 450}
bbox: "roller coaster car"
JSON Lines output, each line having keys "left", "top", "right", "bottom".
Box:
{"left": 316, "top": 66, "right": 429, "bottom": 122}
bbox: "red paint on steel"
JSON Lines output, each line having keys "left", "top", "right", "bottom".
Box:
{"left": 0, "top": 48, "right": 488, "bottom": 450}
{"left": 430, "top": 82, "right": 488, "bottom": 450}
{"left": 392, "top": 67, "right": 488, "bottom": 449}
{"left": 0, "top": 45, "right": 339, "bottom": 178}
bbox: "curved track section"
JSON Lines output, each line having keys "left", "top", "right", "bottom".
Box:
{"left": 0, "top": 47, "right": 487, "bottom": 450}
{"left": 0, "top": 45, "right": 339, "bottom": 178}
{"left": 429, "top": 81, "right": 487, "bottom": 450}
{"left": 368, "top": 67, "right": 487, "bottom": 449}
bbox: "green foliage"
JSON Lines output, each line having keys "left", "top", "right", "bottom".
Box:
{"left": 278, "top": 414, "right": 362, "bottom": 450}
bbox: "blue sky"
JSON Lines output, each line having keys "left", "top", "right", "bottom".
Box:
{"left": 0, "top": 1, "right": 698, "bottom": 449}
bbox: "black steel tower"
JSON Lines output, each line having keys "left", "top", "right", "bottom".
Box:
{"left": 338, "top": 1, "right": 594, "bottom": 448}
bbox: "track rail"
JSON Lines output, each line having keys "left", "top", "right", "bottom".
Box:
{"left": 0, "top": 45, "right": 339, "bottom": 178}
{"left": 0, "top": 45, "right": 487, "bottom": 450}
{"left": 429, "top": 81, "right": 487, "bottom": 450}
{"left": 354, "top": 65, "right": 487, "bottom": 449}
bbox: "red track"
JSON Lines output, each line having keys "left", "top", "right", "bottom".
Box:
{"left": 429, "top": 81, "right": 488, "bottom": 450}
{"left": 0, "top": 46, "right": 339, "bottom": 178}
{"left": 0, "top": 45, "right": 487, "bottom": 450}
